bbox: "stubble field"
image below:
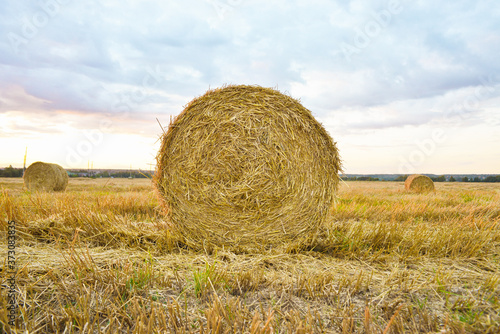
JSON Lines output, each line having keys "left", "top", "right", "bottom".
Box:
{"left": 1, "top": 177, "right": 499, "bottom": 333}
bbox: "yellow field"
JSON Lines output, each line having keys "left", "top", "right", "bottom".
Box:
{"left": 1, "top": 178, "right": 499, "bottom": 333}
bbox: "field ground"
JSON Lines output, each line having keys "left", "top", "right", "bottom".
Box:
{"left": 1, "top": 177, "right": 499, "bottom": 333}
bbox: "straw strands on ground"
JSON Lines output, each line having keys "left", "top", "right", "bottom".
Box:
{"left": 154, "top": 85, "right": 341, "bottom": 250}
{"left": 23, "top": 161, "right": 69, "bottom": 192}
{"left": 405, "top": 174, "right": 435, "bottom": 192}
{"left": 1, "top": 178, "right": 499, "bottom": 333}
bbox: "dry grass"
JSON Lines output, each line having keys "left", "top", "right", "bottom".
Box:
{"left": 155, "top": 85, "right": 341, "bottom": 250}
{"left": 1, "top": 178, "right": 499, "bottom": 333}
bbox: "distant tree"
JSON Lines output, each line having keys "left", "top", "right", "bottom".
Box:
{"left": 394, "top": 175, "right": 407, "bottom": 181}
{"left": 433, "top": 175, "right": 446, "bottom": 182}
{"left": 0, "top": 165, "right": 23, "bottom": 177}
{"left": 462, "top": 176, "right": 469, "bottom": 182}
{"left": 355, "top": 176, "right": 379, "bottom": 181}
{"left": 340, "top": 176, "right": 380, "bottom": 181}
{"left": 484, "top": 175, "right": 500, "bottom": 182}
{"left": 449, "top": 176, "right": 456, "bottom": 182}
{"left": 473, "top": 177, "right": 480, "bottom": 182}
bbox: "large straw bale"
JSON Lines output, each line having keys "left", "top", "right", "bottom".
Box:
{"left": 404, "top": 174, "right": 434, "bottom": 192}
{"left": 154, "top": 85, "right": 342, "bottom": 249}
{"left": 23, "top": 161, "right": 69, "bottom": 192}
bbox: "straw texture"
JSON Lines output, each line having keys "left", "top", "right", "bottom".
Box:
{"left": 404, "top": 174, "right": 435, "bottom": 192}
{"left": 154, "top": 85, "right": 341, "bottom": 249}
{"left": 24, "top": 161, "right": 69, "bottom": 192}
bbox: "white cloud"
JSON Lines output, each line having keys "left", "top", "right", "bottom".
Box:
{"left": 0, "top": 0, "right": 499, "bottom": 171}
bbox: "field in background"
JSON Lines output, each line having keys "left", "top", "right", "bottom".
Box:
{"left": 1, "top": 178, "right": 499, "bottom": 333}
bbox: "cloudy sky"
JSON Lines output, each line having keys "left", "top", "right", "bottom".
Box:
{"left": 1, "top": 0, "right": 499, "bottom": 174}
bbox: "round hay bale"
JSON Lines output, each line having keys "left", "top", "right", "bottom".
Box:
{"left": 154, "top": 84, "right": 342, "bottom": 249}
{"left": 404, "top": 174, "right": 434, "bottom": 192}
{"left": 24, "top": 162, "right": 69, "bottom": 192}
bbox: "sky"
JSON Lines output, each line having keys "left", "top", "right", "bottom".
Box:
{"left": 1, "top": 0, "right": 499, "bottom": 174}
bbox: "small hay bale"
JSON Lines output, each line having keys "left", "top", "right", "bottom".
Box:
{"left": 24, "top": 161, "right": 69, "bottom": 192}
{"left": 154, "top": 84, "right": 342, "bottom": 249}
{"left": 404, "top": 174, "right": 434, "bottom": 192}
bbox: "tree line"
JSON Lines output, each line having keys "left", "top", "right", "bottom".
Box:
{"left": 342, "top": 176, "right": 380, "bottom": 181}
{"left": 0, "top": 166, "right": 153, "bottom": 179}
{"left": 393, "top": 175, "right": 500, "bottom": 182}
{"left": 2, "top": 165, "right": 499, "bottom": 182}
{"left": 0, "top": 166, "right": 23, "bottom": 177}
{"left": 69, "top": 170, "right": 153, "bottom": 178}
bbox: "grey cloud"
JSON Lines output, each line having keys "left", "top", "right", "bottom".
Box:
{"left": 0, "top": 0, "right": 499, "bottom": 132}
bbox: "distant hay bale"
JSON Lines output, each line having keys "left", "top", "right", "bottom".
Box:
{"left": 24, "top": 162, "right": 69, "bottom": 192}
{"left": 404, "top": 174, "right": 434, "bottom": 192}
{"left": 154, "top": 84, "right": 342, "bottom": 249}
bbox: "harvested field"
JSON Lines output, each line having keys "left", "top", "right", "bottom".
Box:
{"left": 1, "top": 178, "right": 499, "bottom": 333}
